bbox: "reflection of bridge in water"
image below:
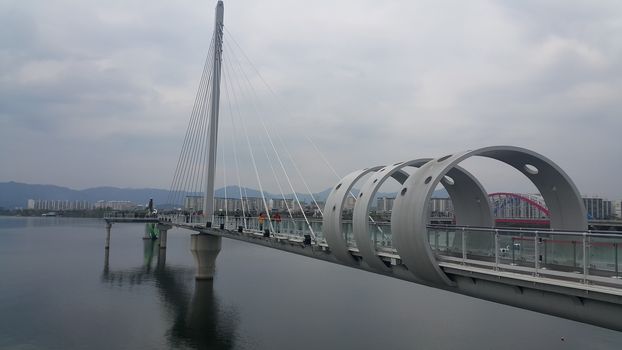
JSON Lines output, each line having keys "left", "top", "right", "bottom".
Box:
{"left": 106, "top": 0, "right": 622, "bottom": 333}
{"left": 102, "top": 240, "right": 236, "bottom": 349}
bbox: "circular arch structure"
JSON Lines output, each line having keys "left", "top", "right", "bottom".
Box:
{"left": 352, "top": 159, "right": 430, "bottom": 271}
{"left": 392, "top": 146, "right": 587, "bottom": 286}
{"left": 352, "top": 159, "right": 494, "bottom": 273}
{"left": 323, "top": 166, "right": 382, "bottom": 264}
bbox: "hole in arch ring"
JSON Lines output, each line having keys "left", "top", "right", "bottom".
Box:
{"left": 443, "top": 175, "right": 455, "bottom": 185}
{"left": 524, "top": 164, "right": 539, "bottom": 175}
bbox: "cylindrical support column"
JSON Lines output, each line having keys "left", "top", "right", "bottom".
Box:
{"left": 190, "top": 234, "right": 222, "bottom": 280}
{"left": 157, "top": 224, "right": 172, "bottom": 249}
{"left": 159, "top": 230, "right": 168, "bottom": 248}
{"left": 105, "top": 222, "right": 112, "bottom": 249}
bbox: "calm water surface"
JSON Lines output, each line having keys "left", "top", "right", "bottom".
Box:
{"left": 0, "top": 217, "right": 621, "bottom": 349}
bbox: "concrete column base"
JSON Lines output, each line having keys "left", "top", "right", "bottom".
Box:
{"left": 190, "top": 234, "right": 222, "bottom": 280}
{"left": 105, "top": 222, "right": 112, "bottom": 249}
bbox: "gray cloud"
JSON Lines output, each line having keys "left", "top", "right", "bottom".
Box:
{"left": 1, "top": 0, "right": 621, "bottom": 200}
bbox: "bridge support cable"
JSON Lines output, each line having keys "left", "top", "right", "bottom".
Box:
{"left": 222, "top": 41, "right": 321, "bottom": 233}
{"left": 191, "top": 69, "right": 214, "bottom": 210}
{"left": 220, "top": 132, "right": 228, "bottom": 224}
{"left": 223, "top": 82, "right": 248, "bottom": 229}
{"left": 222, "top": 29, "right": 345, "bottom": 216}
{"left": 168, "top": 35, "right": 216, "bottom": 208}
{"left": 258, "top": 136, "right": 296, "bottom": 227}
{"left": 302, "top": 120, "right": 388, "bottom": 240}
{"left": 222, "top": 43, "right": 316, "bottom": 239}
{"left": 223, "top": 58, "right": 296, "bottom": 228}
{"left": 222, "top": 29, "right": 385, "bottom": 239}
{"left": 222, "top": 39, "right": 324, "bottom": 219}
{"left": 223, "top": 28, "right": 334, "bottom": 181}
{"left": 180, "top": 37, "right": 215, "bottom": 197}
{"left": 171, "top": 38, "right": 216, "bottom": 210}
{"left": 220, "top": 74, "right": 250, "bottom": 229}
{"left": 176, "top": 61, "right": 213, "bottom": 216}
{"left": 169, "top": 36, "right": 214, "bottom": 211}
{"left": 221, "top": 58, "right": 275, "bottom": 234}
{"left": 220, "top": 57, "right": 260, "bottom": 230}
{"left": 221, "top": 50, "right": 306, "bottom": 234}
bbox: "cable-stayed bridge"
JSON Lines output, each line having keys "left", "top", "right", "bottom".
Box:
{"left": 105, "top": 1, "right": 622, "bottom": 332}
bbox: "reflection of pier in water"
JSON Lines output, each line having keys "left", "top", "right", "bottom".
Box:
{"left": 102, "top": 239, "right": 237, "bottom": 349}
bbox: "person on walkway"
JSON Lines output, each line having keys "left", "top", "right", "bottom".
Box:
{"left": 218, "top": 209, "right": 225, "bottom": 226}
{"left": 234, "top": 209, "right": 241, "bottom": 225}
{"left": 258, "top": 212, "right": 265, "bottom": 231}
{"left": 272, "top": 212, "right": 282, "bottom": 233}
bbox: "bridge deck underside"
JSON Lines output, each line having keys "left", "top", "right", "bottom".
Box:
{"left": 172, "top": 223, "right": 622, "bottom": 332}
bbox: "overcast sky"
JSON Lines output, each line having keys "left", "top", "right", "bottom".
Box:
{"left": 1, "top": 0, "right": 621, "bottom": 199}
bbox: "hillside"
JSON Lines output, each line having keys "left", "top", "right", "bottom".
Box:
{"left": 0, "top": 181, "right": 448, "bottom": 209}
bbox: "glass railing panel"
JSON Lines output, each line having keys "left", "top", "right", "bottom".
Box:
{"left": 428, "top": 227, "right": 455, "bottom": 255}
{"left": 429, "top": 225, "right": 622, "bottom": 282}
{"left": 538, "top": 234, "right": 582, "bottom": 272}
{"left": 368, "top": 222, "right": 392, "bottom": 250}
{"left": 589, "top": 237, "right": 621, "bottom": 278}
{"left": 341, "top": 221, "right": 355, "bottom": 247}
{"left": 495, "top": 229, "right": 529, "bottom": 266}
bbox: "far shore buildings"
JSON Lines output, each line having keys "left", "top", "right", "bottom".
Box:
{"left": 181, "top": 194, "right": 622, "bottom": 220}
{"left": 27, "top": 199, "right": 142, "bottom": 211}
{"left": 582, "top": 196, "right": 614, "bottom": 220}
{"left": 183, "top": 195, "right": 321, "bottom": 214}
{"left": 94, "top": 200, "right": 140, "bottom": 211}
{"left": 374, "top": 194, "right": 621, "bottom": 221}
{"left": 614, "top": 201, "right": 622, "bottom": 219}
{"left": 27, "top": 199, "right": 92, "bottom": 211}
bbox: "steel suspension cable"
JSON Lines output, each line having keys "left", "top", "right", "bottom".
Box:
{"left": 224, "top": 29, "right": 386, "bottom": 241}
{"left": 221, "top": 84, "right": 248, "bottom": 229}
{"left": 259, "top": 135, "right": 296, "bottom": 224}
{"left": 223, "top": 88, "right": 248, "bottom": 229}
{"left": 223, "top": 40, "right": 315, "bottom": 239}
{"left": 223, "top": 37, "right": 324, "bottom": 216}
{"left": 222, "top": 55, "right": 275, "bottom": 233}
{"left": 168, "top": 35, "right": 215, "bottom": 207}
{"left": 171, "top": 37, "right": 216, "bottom": 208}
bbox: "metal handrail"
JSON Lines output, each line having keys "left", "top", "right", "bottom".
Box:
{"left": 427, "top": 224, "right": 622, "bottom": 239}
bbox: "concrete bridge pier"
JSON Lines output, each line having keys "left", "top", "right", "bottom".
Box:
{"left": 105, "top": 222, "right": 112, "bottom": 249}
{"left": 157, "top": 223, "right": 172, "bottom": 249}
{"left": 190, "top": 234, "right": 222, "bottom": 280}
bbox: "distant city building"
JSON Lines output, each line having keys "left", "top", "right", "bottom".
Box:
{"left": 302, "top": 200, "right": 323, "bottom": 215}
{"left": 271, "top": 198, "right": 294, "bottom": 212}
{"left": 94, "top": 200, "right": 137, "bottom": 211}
{"left": 614, "top": 201, "right": 622, "bottom": 220}
{"left": 242, "top": 197, "right": 266, "bottom": 213}
{"left": 185, "top": 196, "right": 246, "bottom": 213}
{"left": 430, "top": 198, "right": 453, "bottom": 217}
{"left": 376, "top": 197, "right": 395, "bottom": 213}
{"left": 214, "top": 197, "right": 243, "bottom": 213}
{"left": 583, "top": 196, "right": 613, "bottom": 220}
{"left": 27, "top": 199, "right": 92, "bottom": 211}
{"left": 184, "top": 196, "right": 203, "bottom": 211}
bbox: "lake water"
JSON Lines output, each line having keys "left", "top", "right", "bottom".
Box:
{"left": 0, "top": 217, "right": 620, "bottom": 349}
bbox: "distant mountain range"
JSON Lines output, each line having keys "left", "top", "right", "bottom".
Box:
{"left": 0, "top": 181, "right": 448, "bottom": 209}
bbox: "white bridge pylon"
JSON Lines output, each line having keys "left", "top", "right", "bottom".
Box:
{"left": 323, "top": 146, "right": 587, "bottom": 285}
